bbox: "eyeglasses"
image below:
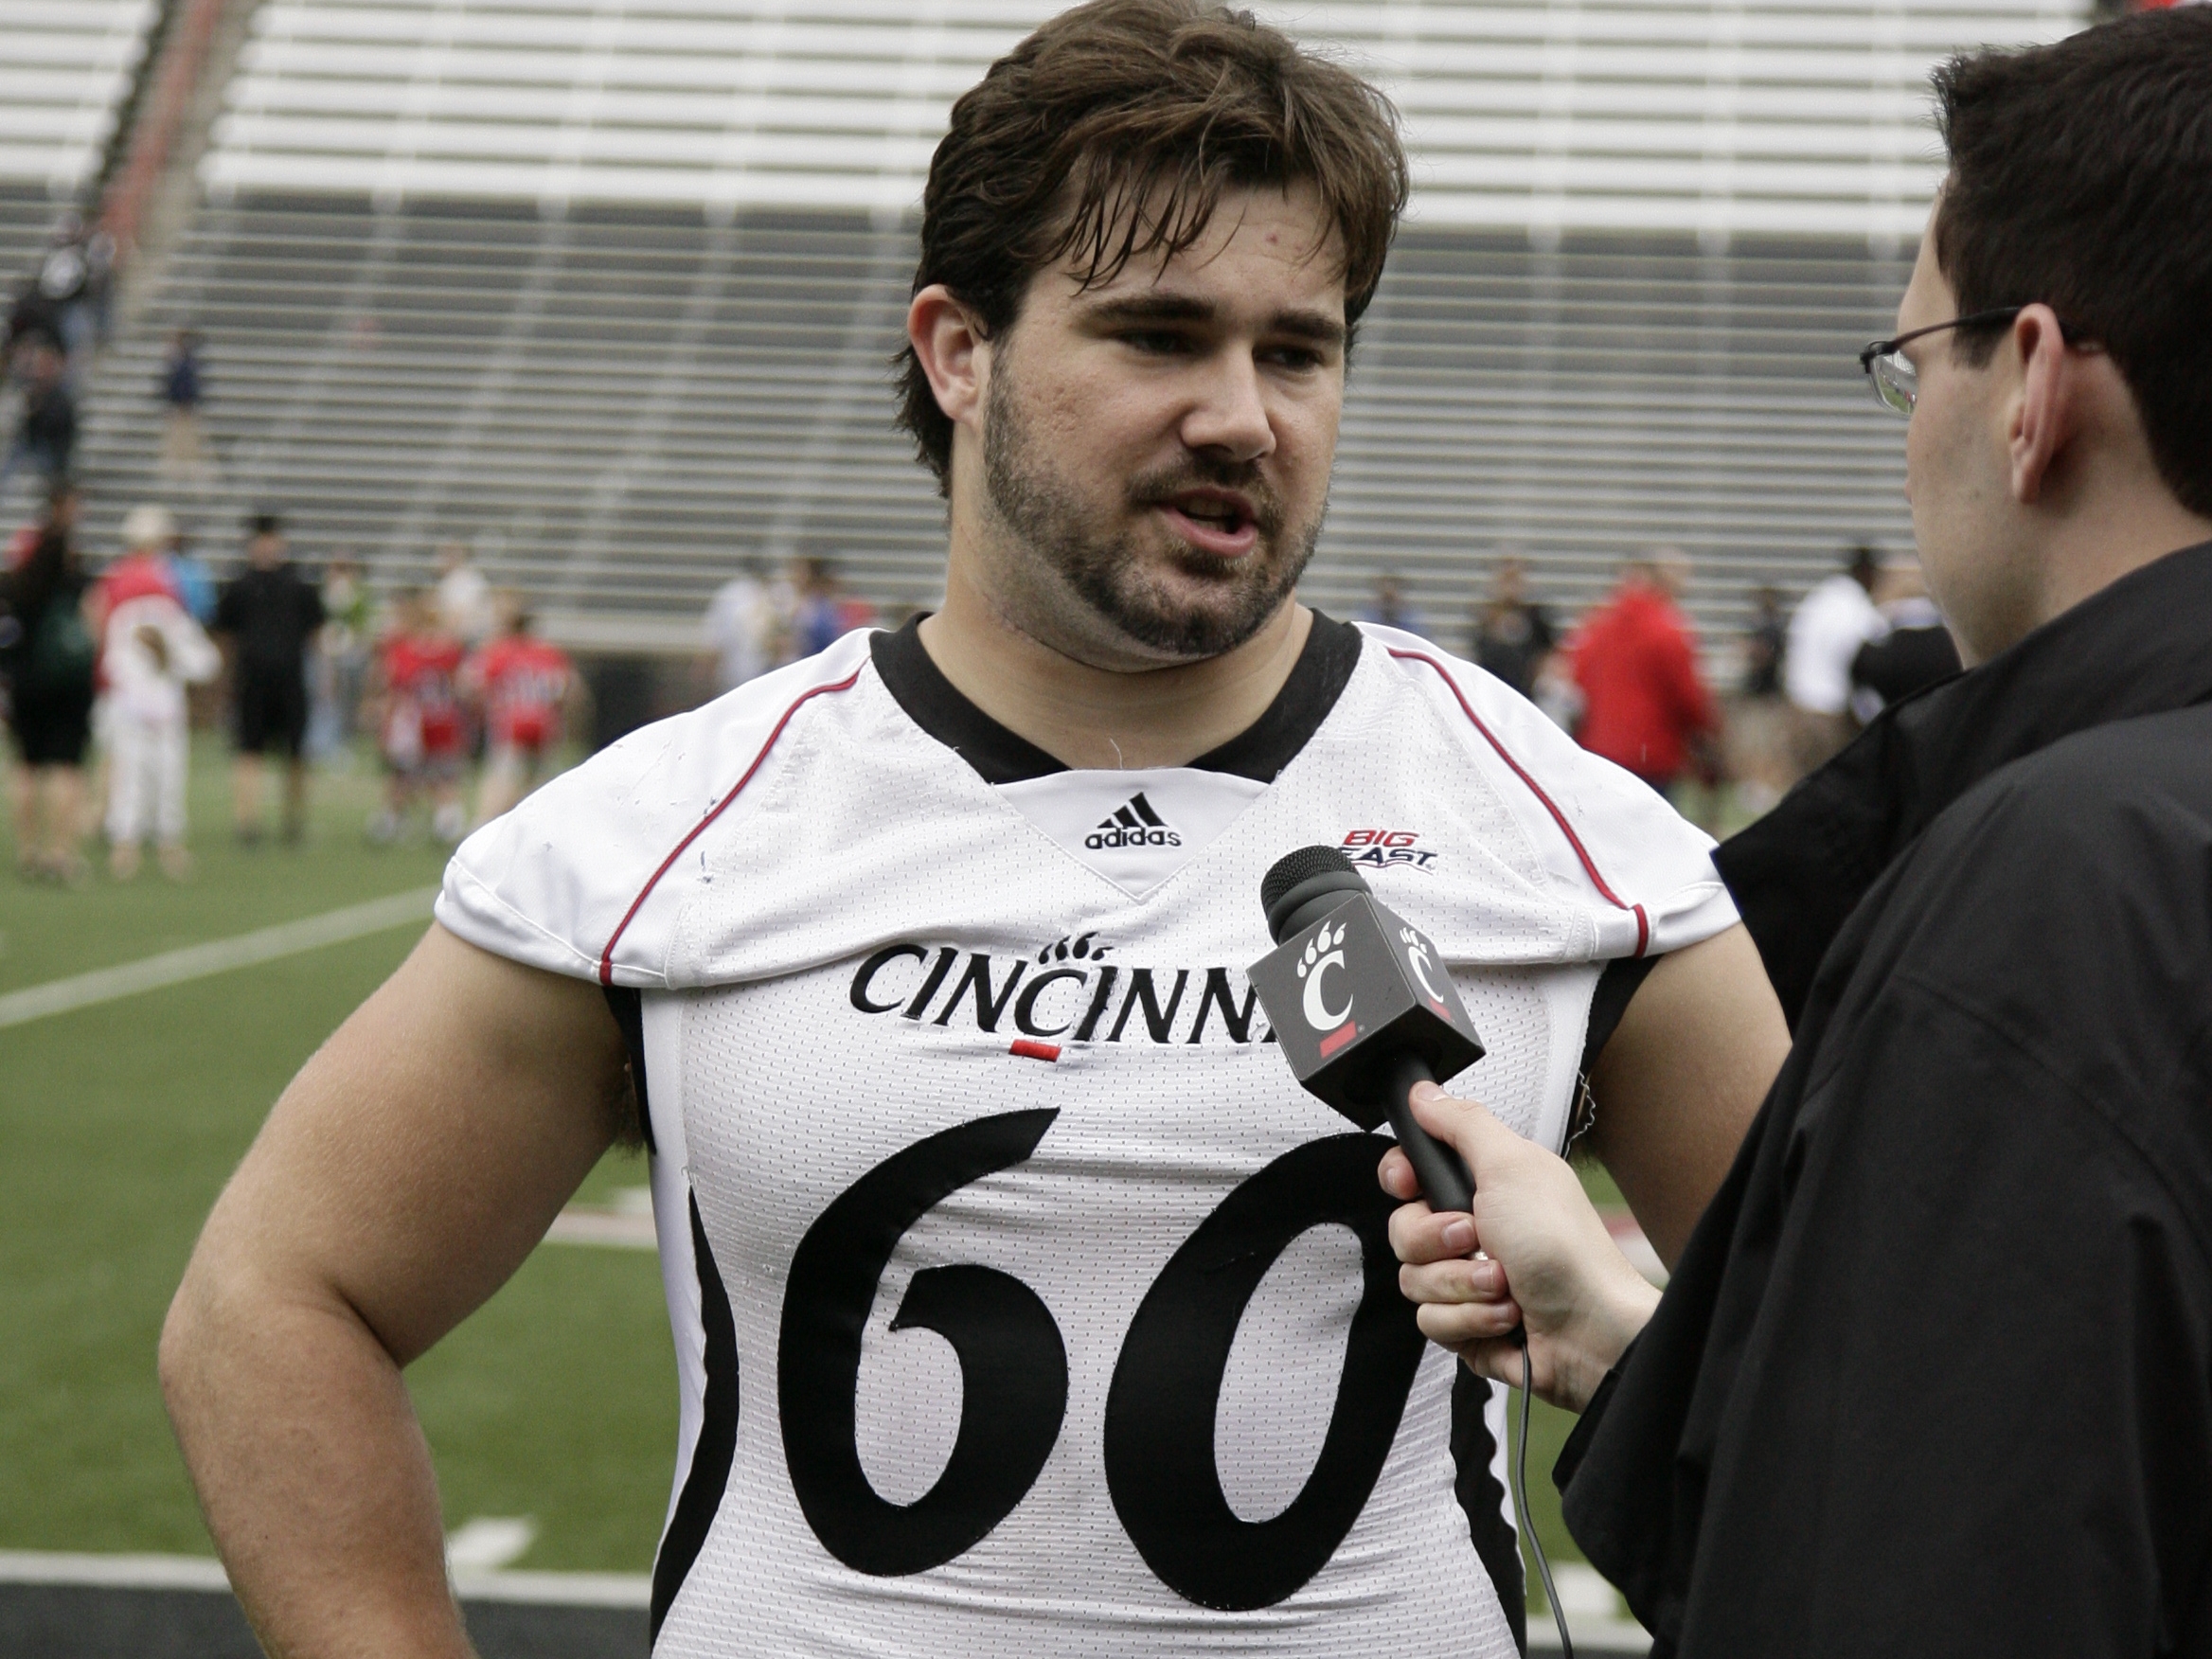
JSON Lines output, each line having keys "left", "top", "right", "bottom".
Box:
{"left": 1858, "top": 307, "right": 2083, "bottom": 417}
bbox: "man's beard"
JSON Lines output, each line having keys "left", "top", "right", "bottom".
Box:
{"left": 980, "top": 363, "right": 1322, "bottom": 661}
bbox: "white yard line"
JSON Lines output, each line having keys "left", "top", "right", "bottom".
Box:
{"left": 0, "top": 1550, "right": 650, "bottom": 1608}
{"left": 0, "top": 887, "right": 438, "bottom": 1029}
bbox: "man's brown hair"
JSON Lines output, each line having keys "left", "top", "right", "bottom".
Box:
{"left": 1932, "top": 8, "right": 2212, "bottom": 517}
{"left": 894, "top": 0, "right": 1408, "bottom": 493}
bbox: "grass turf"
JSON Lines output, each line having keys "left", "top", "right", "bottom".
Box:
{"left": 2, "top": 736, "right": 1608, "bottom": 1596}
{"left": 2, "top": 740, "right": 671, "bottom": 1569}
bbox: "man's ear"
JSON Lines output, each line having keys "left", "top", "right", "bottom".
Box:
{"left": 2007, "top": 304, "right": 2077, "bottom": 506}
{"left": 907, "top": 285, "right": 989, "bottom": 432}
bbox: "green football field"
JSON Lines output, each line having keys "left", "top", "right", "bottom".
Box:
{"left": 1, "top": 739, "right": 1595, "bottom": 1597}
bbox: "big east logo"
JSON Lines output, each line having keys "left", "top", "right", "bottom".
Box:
{"left": 1339, "top": 829, "right": 1438, "bottom": 871}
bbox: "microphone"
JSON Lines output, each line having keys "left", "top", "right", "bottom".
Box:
{"left": 1247, "top": 846, "right": 1482, "bottom": 1213}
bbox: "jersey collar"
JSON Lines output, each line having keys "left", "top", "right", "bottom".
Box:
{"left": 869, "top": 611, "right": 1364, "bottom": 787}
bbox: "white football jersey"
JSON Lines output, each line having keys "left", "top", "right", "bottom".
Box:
{"left": 438, "top": 615, "right": 1736, "bottom": 1658}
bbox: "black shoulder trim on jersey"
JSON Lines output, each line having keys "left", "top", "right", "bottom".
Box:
{"left": 651, "top": 1195, "right": 740, "bottom": 1642}
{"left": 1187, "top": 612, "right": 1363, "bottom": 783}
{"left": 1451, "top": 1367, "right": 1528, "bottom": 1656}
{"left": 870, "top": 611, "right": 1364, "bottom": 787}
{"left": 1578, "top": 952, "right": 1662, "bottom": 1091}
{"left": 600, "top": 984, "right": 653, "bottom": 1154}
{"left": 871, "top": 618, "right": 1067, "bottom": 785}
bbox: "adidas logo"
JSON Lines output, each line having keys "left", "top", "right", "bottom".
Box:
{"left": 1084, "top": 791, "right": 1184, "bottom": 850}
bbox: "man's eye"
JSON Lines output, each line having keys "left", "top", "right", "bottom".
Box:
{"left": 1263, "top": 346, "right": 1326, "bottom": 371}
{"left": 1121, "top": 330, "right": 1192, "bottom": 355}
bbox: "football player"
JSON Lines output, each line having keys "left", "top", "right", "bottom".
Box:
{"left": 162, "top": 4, "right": 1790, "bottom": 1655}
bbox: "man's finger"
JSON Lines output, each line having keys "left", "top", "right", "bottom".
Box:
{"left": 1416, "top": 1297, "right": 1524, "bottom": 1349}
{"left": 1389, "top": 1203, "right": 1478, "bottom": 1266}
{"left": 1399, "top": 1255, "right": 1510, "bottom": 1306}
{"left": 1407, "top": 1083, "right": 1518, "bottom": 1171}
{"left": 1377, "top": 1144, "right": 1418, "bottom": 1201}
{"left": 1455, "top": 1336, "right": 1536, "bottom": 1394}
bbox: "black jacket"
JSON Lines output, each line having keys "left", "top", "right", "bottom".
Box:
{"left": 1558, "top": 540, "right": 2212, "bottom": 1656}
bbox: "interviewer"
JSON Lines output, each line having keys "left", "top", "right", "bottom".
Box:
{"left": 1386, "top": 13, "right": 2212, "bottom": 1655}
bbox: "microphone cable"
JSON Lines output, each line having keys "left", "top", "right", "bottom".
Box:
{"left": 1514, "top": 1340, "right": 1574, "bottom": 1659}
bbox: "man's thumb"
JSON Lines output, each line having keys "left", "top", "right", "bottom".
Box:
{"left": 1407, "top": 1083, "right": 1508, "bottom": 1167}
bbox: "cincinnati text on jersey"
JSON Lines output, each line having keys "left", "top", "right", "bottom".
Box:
{"left": 849, "top": 940, "right": 1276, "bottom": 1047}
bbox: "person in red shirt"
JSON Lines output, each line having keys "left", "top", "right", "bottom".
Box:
{"left": 366, "top": 589, "right": 467, "bottom": 844}
{"left": 1568, "top": 549, "right": 1719, "bottom": 794}
{"left": 461, "top": 592, "right": 580, "bottom": 827}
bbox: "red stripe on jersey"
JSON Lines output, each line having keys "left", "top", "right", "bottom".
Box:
{"left": 1386, "top": 648, "right": 1649, "bottom": 957}
{"left": 1008, "top": 1040, "right": 1061, "bottom": 1061}
{"left": 598, "top": 668, "right": 865, "bottom": 986}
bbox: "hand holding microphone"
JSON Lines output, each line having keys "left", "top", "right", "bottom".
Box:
{"left": 1381, "top": 1085, "right": 1658, "bottom": 1415}
{"left": 1249, "top": 847, "right": 1625, "bottom": 1658}
{"left": 1246, "top": 846, "right": 1657, "bottom": 1413}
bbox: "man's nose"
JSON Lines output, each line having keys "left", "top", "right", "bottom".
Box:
{"left": 1179, "top": 352, "right": 1275, "bottom": 464}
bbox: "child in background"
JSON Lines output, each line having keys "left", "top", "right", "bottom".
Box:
{"left": 366, "top": 590, "right": 467, "bottom": 844}
{"left": 101, "top": 575, "right": 219, "bottom": 879}
{"left": 462, "top": 591, "right": 579, "bottom": 828}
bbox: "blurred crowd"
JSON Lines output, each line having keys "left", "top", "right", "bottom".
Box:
{"left": 1, "top": 451, "right": 1955, "bottom": 891}
{"left": 0, "top": 484, "right": 582, "bottom": 885}
{"left": 699, "top": 544, "right": 1959, "bottom": 837}
{"left": 1355, "top": 546, "right": 1959, "bottom": 828}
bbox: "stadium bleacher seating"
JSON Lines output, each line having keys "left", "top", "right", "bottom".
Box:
{"left": 67, "top": 0, "right": 2077, "bottom": 651}
{"left": 0, "top": 0, "right": 152, "bottom": 198}
{"left": 0, "top": 0, "right": 152, "bottom": 330}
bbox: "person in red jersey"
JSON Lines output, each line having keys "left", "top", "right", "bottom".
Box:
{"left": 1568, "top": 549, "right": 1718, "bottom": 795}
{"left": 366, "top": 589, "right": 467, "bottom": 845}
{"left": 463, "top": 592, "right": 580, "bottom": 828}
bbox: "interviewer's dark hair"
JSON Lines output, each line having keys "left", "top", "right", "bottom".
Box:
{"left": 1933, "top": 9, "right": 2212, "bottom": 516}
{"left": 895, "top": 0, "right": 1407, "bottom": 493}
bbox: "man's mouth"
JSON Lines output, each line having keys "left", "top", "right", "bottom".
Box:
{"left": 1154, "top": 490, "right": 1260, "bottom": 558}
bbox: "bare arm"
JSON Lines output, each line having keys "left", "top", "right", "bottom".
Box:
{"left": 1583, "top": 922, "right": 1789, "bottom": 1266}
{"left": 160, "top": 924, "right": 630, "bottom": 1658}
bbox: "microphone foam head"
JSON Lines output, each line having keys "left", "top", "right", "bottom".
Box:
{"left": 1261, "top": 844, "right": 1370, "bottom": 943}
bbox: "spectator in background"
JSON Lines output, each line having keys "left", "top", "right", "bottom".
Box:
{"left": 1569, "top": 549, "right": 1719, "bottom": 794}
{"left": 1359, "top": 570, "right": 1426, "bottom": 637}
{"left": 102, "top": 546, "right": 219, "bottom": 881}
{"left": 5, "top": 260, "right": 63, "bottom": 361}
{"left": 1728, "top": 584, "right": 1798, "bottom": 816}
{"left": 37, "top": 214, "right": 98, "bottom": 379}
{"left": 309, "top": 555, "right": 373, "bottom": 762}
{"left": 366, "top": 589, "right": 466, "bottom": 846}
{"left": 99, "top": 505, "right": 185, "bottom": 614}
{"left": 1850, "top": 562, "right": 1961, "bottom": 721}
{"left": 1739, "top": 585, "right": 1787, "bottom": 699}
{"left": 164, "top": 530, "right": 218, "bottom": 624}
{"left": 157, "top": 330, "right": 218, "bottom": 492}
{"left": 1, "top": 484, "right": 96, "bottom": 882}
{"left": 702, "top": 557, "right": 774, "bottom": 694}
{"left": 1784, "top": 543, "right": 1883, "bottom": 768}
{"left": 790, "top": 556, "right": 873, "bottom": 660}
{"left": 215, "top": 512, "right": 324, "bottom": 846}
{"left": 464, "top": 593, "right": 580, "bottom": 828}
{"left": 433, "top": 540, "right": 494, "bottom": 649}
{"left": 90, "top": 505, "right": 191, "bottom": 832}
{"left": 1469, "top": 554, "right": 1555, "bottom": 698}
{"left": 1, "top": 343, "right": 77, "bottom": 498}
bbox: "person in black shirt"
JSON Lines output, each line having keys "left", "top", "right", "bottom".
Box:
{"left": 1, "top": 482, "right": 96, "bottom": 881}
{"left": 1384, "top": 13, "right": 2212, "bottom": 1654}
{"left": 1849, "top": 565, "right": 1961, "bottom": 716}
{"left": 215, "top": 511, "right": 323, "bottom": 844}
{"left": 0, "top": 342, "right": 76, "bottom": 496}
{"left": 1468, "top": 554, "right": 1556, "bottom": 699}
